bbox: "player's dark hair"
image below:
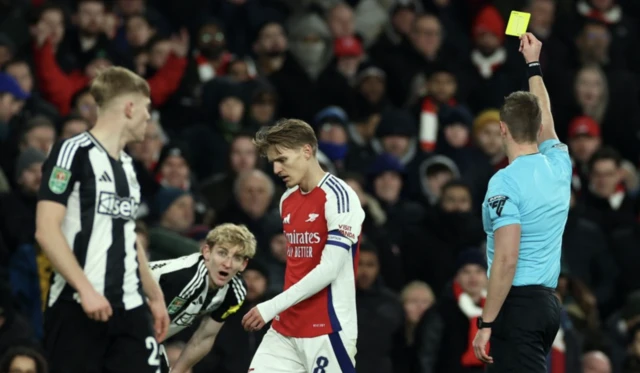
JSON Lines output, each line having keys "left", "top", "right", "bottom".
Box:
{"left": 253, "top": 118, "right": 318, "bottom": 156}
{"left": 441, "top": 179, "right": 472, "bottom": 196}
{"left": 500, "top": 91, "right": 541, "bottom": 143}
{"left": 0, "top": 346, "right": 49, "bottom": 373}
{"left": 588, "top": 146, "right": 622, "bottom": 172}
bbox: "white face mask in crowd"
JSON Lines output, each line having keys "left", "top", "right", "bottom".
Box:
{"left": 292, "top": 41, "right": 326, "bottom": 65}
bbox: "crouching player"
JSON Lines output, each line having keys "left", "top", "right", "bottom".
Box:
{"left": 149, "top": 223, "right": 256, "bottom": 373}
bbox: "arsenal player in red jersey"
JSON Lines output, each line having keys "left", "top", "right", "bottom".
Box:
{"left": 242, "top": 118, "right": 365, "bottom": 373}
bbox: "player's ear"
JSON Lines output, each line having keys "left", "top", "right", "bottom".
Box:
{"left": 302, "top": 144, "right": 312, "bottom": 160}
{"left": 124, "top": 100, "right": 134, "bottom": 119}
{"left": 499, "top": 121, "right": 508, "bottom": 137}
{"left": 240, "top": 258, "right": 249, "bottom": 272}
{"left": 201, "top": 244, "right": 211, "bottom": 260}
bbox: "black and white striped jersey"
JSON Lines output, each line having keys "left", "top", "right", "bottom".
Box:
{"left": 150, "top": 253, "right": 246, "bottom": 339}
{"left": 38, "top": 132, "right": 144, "bottom": 310}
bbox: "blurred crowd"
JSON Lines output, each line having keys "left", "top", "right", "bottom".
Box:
{"left": 1, "top": 0, "right": 640, "bottom": 372}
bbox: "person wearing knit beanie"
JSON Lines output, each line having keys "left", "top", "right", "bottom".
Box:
{"left": 471, "top": 6, "right": 508, "bottom": 80}
{"left": 15, "top": 147, "right": 47, "bottom": 194}
{"left": 473, "top": 109, "right": 507, "bottom": 172}
{"left": 153, "top": 187, "right": 194, "bottom": 233}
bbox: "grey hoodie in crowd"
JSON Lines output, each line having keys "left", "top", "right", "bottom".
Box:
{"left": 287, "top": 12, "right": 334, "bottom": 80}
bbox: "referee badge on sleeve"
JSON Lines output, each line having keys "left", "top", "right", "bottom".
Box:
{"left": 488, "top": 195, "right": 509, "bottom": 217}
{"left": 49, "top": 166, "right": 72, "bottom": 194}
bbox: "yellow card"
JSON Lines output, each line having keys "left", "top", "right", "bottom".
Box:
{"left": 505, "top": 11, "right": 531, "bottom": 37}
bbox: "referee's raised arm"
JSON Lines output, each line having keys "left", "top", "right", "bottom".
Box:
{"left": 520, "top": 32, "right": 557, "bottom": 143}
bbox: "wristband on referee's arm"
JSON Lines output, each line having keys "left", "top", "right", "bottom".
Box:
{"left": 526, "top": 61, "right": 543, "bottom": 79}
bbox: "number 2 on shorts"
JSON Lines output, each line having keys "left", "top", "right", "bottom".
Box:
{"left": 313, "top": 356, "right": 329, "bottom": 373}
{"left": 145, "top": 336, "right": 161, "bottom": 373}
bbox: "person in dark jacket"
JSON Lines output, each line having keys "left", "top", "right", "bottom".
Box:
{"left": 355, "top": 239, "right": 404, "bottom": 373}
{"left": 415, "top": 249, "right": 488, "bottom": 373}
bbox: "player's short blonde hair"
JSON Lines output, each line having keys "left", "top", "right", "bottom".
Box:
{"left": 90, "top": 66, "right": 150, "bottom": 108}
{"left": 205, "top": 223, "right": 257, "bottom": 259}
{"left": 253, "top": 118, "right": 318, "bottom": 156}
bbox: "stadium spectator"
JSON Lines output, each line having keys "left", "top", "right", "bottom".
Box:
{"left": 355, "top": 239, "right": 404, "bottom": 373}
{"left": 0, "top": 346, "right": 48, "bottom": 373}
{"left": 416, "top": 249, "right": 488, "bottom": 373}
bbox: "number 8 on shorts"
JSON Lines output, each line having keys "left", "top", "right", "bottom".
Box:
{"left": 313, "top": 356, "right": 329, "bottom": 373}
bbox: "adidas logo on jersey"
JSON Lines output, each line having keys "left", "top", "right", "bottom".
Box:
{"left": 98, "top": 172, "right": 112, "bottom": 182}
{"left": 283, "top": 214, "right": 291, "bottom": 224}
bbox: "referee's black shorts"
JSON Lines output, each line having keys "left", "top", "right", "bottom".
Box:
{"left": 487, "top": 285, "right": 561, "bottom": 373}
{"left": 44, "top": 299, "right": 161, "bottom": 373}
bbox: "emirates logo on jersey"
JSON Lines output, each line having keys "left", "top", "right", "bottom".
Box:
{"left": 285, "top": 230, "right": 321, "bottom": 245}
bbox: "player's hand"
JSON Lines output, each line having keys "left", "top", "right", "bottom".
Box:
{"left": 79, "top": 289, "right": 113, "bottom": 322}
{"left": 519, "top": 32, "right": 542, "bottom": 64}
{"left": 472, "top": 327, "right": 493, "bottom": 364}
{"left": 148, "top": 297, "right": 170, "bottom": 343}
{"left": 242, "top": 307, "right": 266, "bottom": 331}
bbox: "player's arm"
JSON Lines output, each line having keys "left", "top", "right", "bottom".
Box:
{"left": 36, "top": 202, "right": 96, "bottom": 301}
{"left": 169, "top": 317, "right": 223, "bottom": 373}
{"left": 481, "top": 175, "right": 521, "bottom": 323}
{"left": 172, "top": 276, "right": 245, "bottom": 372}
{"left": 36, "top": 140, "right": 112, "bottom": 321}
{"left": 520, "top": 32, "right": 556, "bottom": 143}
{"left": 255, "top": 190, "right": 366, "bottom": 323}
{"left": 137, "top": 238, "right": 169, "bottom": 342}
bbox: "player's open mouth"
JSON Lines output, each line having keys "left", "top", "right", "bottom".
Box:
{"left": 218, "top": 271, "right": 229, "bottom": 278}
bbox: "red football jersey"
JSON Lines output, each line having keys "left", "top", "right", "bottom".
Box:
{"left": 272, "top": 173, "right": 365, "bottom": 338}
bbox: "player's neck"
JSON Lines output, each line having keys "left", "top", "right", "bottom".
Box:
{"left": 506, "top": 142, "right": 539, "bottom": 163}
{"left": 91, "top": 115, "right": 128, "bottom": 160}
{"left": 298, "top": 161, "right": 327, "bottom": 193}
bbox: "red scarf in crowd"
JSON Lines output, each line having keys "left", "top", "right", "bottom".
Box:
{"left": 452, "top": 281, "right": 488, "bottom": 367}
{"left": 420, "top": 97, "right": 457, "bottom": 152}
{"left": 577, "top": 0, "right": 622, "bottom": 24}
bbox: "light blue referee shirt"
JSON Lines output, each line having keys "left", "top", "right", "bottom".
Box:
{"left": 482, "top": 139, "right": 572, "bottom": 288}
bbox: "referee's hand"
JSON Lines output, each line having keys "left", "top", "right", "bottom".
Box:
{"left": 80, "top": 289, "right": 113, "bottom": 322}
{"left": 472, "top": 328, "right": 493, "bottom": 364}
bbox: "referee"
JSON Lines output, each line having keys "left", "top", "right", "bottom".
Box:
{"left": 472, "top": 33, "right": 571, "bottom": 373}
{"left": 36, "top": 67, "right": 169, "bottom": 373}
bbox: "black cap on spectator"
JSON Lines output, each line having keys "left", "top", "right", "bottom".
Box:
{"left": 439, "top": 106, "right": 473, "bottom": 128}
{"left": 455, "top": 249, "right": 487, "bottom": 273}
{"left": 376, "top": 109, "right": 416, "bottom": 138}
{"left": 367, "top": 153, "right": 405, "bottom": 178}
{"left": 355, "top": 62, "right": 386, "bottom": 87}
{"left": 314, "top": 106, "right": 349, "bottom": 128}
{"left": 15, "top": 148, "right": 47, "bottom": 180}
{"left": 155, "top": 141, "right": 192, "bottom": 175}
{"left": 153, "top": 187, "right": 189, "bottom": 217}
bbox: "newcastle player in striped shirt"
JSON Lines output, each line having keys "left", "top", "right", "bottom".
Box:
{"left": 149, "top": 223, "right": 255, "bottom": 373}
{"left": 36, "top": 67, "right": 169, "bottom": 373}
